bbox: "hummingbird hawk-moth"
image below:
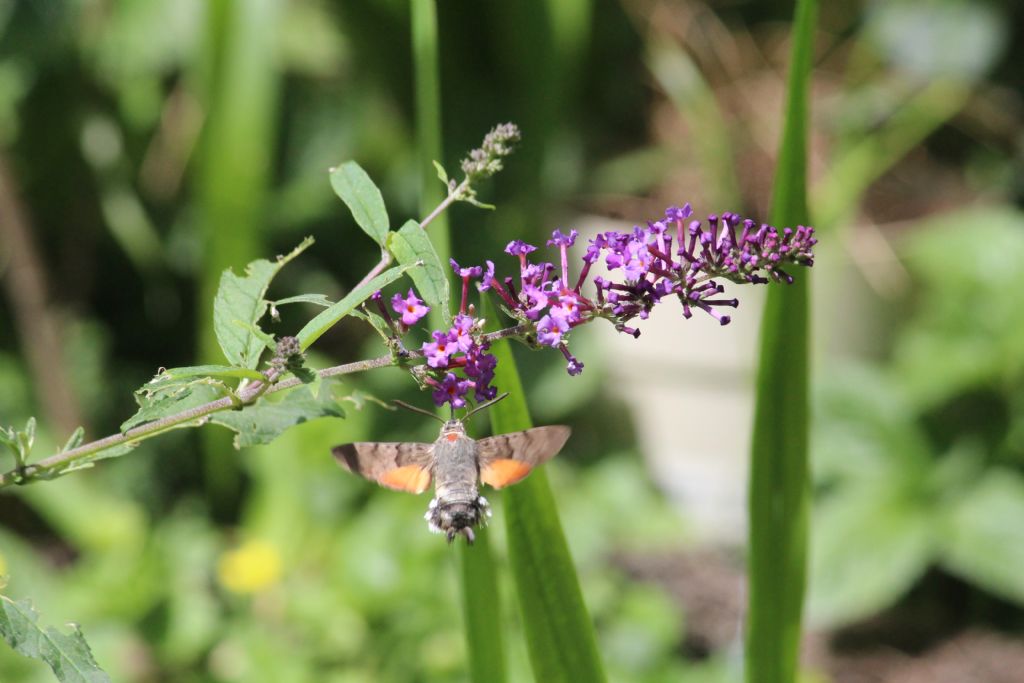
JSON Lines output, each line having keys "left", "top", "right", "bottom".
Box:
{"left": 332, "top": 395, "right": 570, "bottom": 543}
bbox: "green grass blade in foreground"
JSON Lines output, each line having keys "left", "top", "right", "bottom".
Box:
{"left": 410, "top": 0, "right": 450, "bottom": 274}
{"left": 486, "top": 301, "right": 606, "bottom": 683}
{"left": 408, "top": 4, "right": 503, "bottom": 680}
{"left": 195, "top": 0, "right": 284, "bottom": 509}
{"left": 745, "top": 0, "right": 817, "bottom": 682}
{"left": 457, "top": 526, "right": 507, "bottom": 683}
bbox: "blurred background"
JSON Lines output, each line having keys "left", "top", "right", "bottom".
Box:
{"left": 1, "top": 0, "right": 1023, "bottom": 681}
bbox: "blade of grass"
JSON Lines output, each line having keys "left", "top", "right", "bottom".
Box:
{"left": 410, "top": 3, "right": 505, "bottom": 680}
{"left": 411, "top": 0, "right": 450, "bottom": 272}
{"left": 195, "top": 0, "right": 285, "bottom": 510}
{"left": 457, "top": 526, "right": 507, "bottom": 683}
{"left": 485, "top": 300, "right": 606, "bottom": 683}
{"left": 745, "top": 0, "right": 817, "bottom": 682}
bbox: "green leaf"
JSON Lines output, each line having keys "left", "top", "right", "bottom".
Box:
{"left": 233, "top": 320, "right": 278, "bottom": 354}
{"left": 53, "top": 442, "right": 138, "bottom": 477}
{"left": 432, "top": 160, "right": 449, "bottom": 185}
{"left": 938, "top": 469, "right": 1024, "bottom": 605}
{"left": 272, "top": 293, "right": 333, "bottom": 308}
{"left": 745, "top": 1, "right": 817, "bottom": 682}
{"left": 210, "top": 383, "right": 344, "bottom": 448}
{"left": 329, "top": 162, "right": 390, "bottom": 246}
{"left": 807, "top": 488, "right": 933, "bottom": 626}
{"left": 387, "top": 220, "right": 451, "bottom": 327}
{"left": 213, "top": 237, "right": 313, "bottom": 369}
{"left": 0, "top": 426, "right": 16, "bottom": 452}
{"left": 892, "top": 208, "right": 1024, "bottom": 409}
{"left": 0, "top": 594, "right": 111, "bottom": 682}
{"left": 350, "top": 308, "right": 394, "bottom": 341}
{"left": 60, "top": 427, "right": 85, "bottom": 453}
{"left": 152, "top": 365, "right": 266, "bottom": 383}
{"left": 122, "top": 383, "right": 226, "bottom": 433}
{"left": 484, "top": 298, "right": 606, "bottom": 683}
{"left": 296, "top": 263, "right": 414, "bottom": 350}
{"left": 2, "top": 418, "right": 37, "bottom": 466}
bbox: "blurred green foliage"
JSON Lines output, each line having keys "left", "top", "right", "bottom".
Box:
{"left": 810, "top": 208, "right": 1024, "bottom": 626}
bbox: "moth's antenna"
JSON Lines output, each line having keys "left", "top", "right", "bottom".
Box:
{"left": 463, "top": 392, "right": 510, "bottom": 422}
{"left": 392, "top": 400, "right": 446, "bottom": 423}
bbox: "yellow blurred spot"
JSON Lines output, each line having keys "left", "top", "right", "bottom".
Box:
{"left": 0, "top": 551, "right": 7, "bottom": 578}
{"left": 217, "top": 539, "right": 282, "bottom": 594}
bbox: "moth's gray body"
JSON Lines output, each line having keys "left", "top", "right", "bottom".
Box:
{"left": 333, "top": 418, "right": 570, "bottom": 543}
{"left": 425, "top": 420, "right": 491, "bottom": 540}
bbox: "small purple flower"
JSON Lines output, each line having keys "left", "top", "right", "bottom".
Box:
{"left": 450, "top": 313, "right": 476, "bottom": 352}
{"left": 391, "top": 289, "right": 430, "bottom": 326}
{"left": 546, "top": 229, "right": 578, "bottom": 248}
{"left": 665, "top": 204, "right": 693, "bottom": 222}
{"left": 477, "top": 260, "right": 496, "bottom": 292}
{"left": 504, "top": 240, "right": 537, "bottom": 257}
{"left": 520, "top": 284, "right": 550, "bottom": 320}
{"left": 432, "top": 372, "right": 471, "bottom": 409}
{"left": 450, "top": 258, "right": 483, "bottom": 279}
{"left": 553, "top": 290, "right": 585, "bottom": 324}
{"left": 559, "top": 345, "right": 584, "bottom": 376}
{"left": 422, "top": 330, "right": 455, "bottom": 368}
{"left": 622, "top": 238, "right": 653, "bottom": 281}
{"left": 465, "top": 343, "right": 498, "bottom": 401}
{"left": 536, "top": 309, "right": 571, "bottom": 347}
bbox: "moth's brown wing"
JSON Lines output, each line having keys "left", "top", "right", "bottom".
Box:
{"left": 477, "top": 426, "right": 570, "bottom": 489}
{"left": 332, "top": 442, "right": 434, "bottom": 494}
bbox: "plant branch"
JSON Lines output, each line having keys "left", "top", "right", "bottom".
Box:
{"left": 349, "top": 178, "right": 468, "bottom": 294}
{"left": 0, "top": 323, "right": 530, "bottom": 489}
{"left": 420, "top": 178, "right": 468, "bottom": 229}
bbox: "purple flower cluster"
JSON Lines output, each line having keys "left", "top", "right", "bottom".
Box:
{"left": 587, "top": 205, "right": 816, "bottom": 330}
{"left": 473, "top": 205, "right": 815, "bottom": 374}
{"left": 475, "top": 230, "right": 591, "bottom": 375}
{"left": 368, "top": 202, "right": 814, "bottom": 404}
{"left": 417, "top": 260, "right": 502, "bottom": 409}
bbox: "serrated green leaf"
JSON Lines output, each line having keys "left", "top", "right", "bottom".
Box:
{"left": 296, "top": 263, "right": 415, "bottom": 350}
{"left": 0, "top": 594, "right": 111, "bottom": 682}
{"left": 214, "top": 237, "right": 313, "bottom": 369}
{"left": 122, "top": 383, "right": 226, "bottom": 432}
{"left": 483, "top": 297, "right": 606, "bottom": 683}
{"left": 210, "top": 383, "right": 344, "bottom": 448}
{"left": 330, "top": 162, "right": 390, "bottom": 246}
{"left": 272, "top": 293, "right": 333, "bottom": 308}
{"left": 387, "top": 220, "right": 451, "bottom": 327}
